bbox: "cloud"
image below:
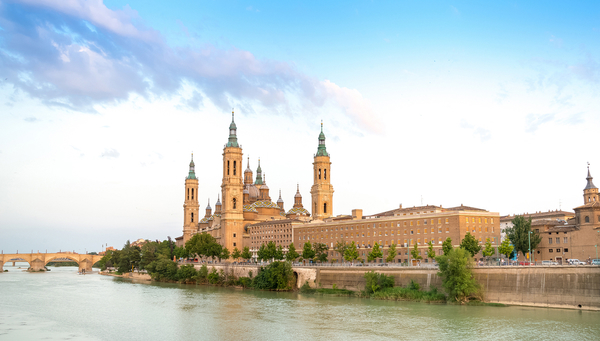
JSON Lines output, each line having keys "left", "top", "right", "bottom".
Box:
{"left": 525, "top": 113, "right": 555, "bottom": 133}
{"left": 24, "top": 116, "right": 38, "bottom": 122}
{"left": 460, "top": 120, "right": 491, "bottom": 142}
{"left": 0, "top": 0, "right": 375, "bottom": 131}
{"left": 100, "top": 148, "right": 119, "bottom": 158}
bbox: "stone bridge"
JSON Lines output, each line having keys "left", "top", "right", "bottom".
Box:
{"left": 0, "top": 253, "right": 103, "bottom": 272}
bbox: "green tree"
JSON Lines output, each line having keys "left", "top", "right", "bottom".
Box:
{"left": 498, "top": 237, "right": 514, "bottom": 263}
{"left": 482, "top": 238, "right": 495, "bottom": 263}
{"left": 220, "top": 247, "right": 230, "bottom": 262}
{"left": 442, "top": 237, "right": 453, "bottom": 256}
{"left": 460, "top": 232, "right": 481, "bottom": 257}
{"left": 257, "top": 244, "right": 267, "bottom": 262}
{"left": 313, "top": 243, "right": 328, "bottom": 263}
{"left": 410, "top": 243, "right": 422, "bottom": 262}
{"left": 302, "top": 241, "right": 315, "bottom": 262}
{"left": 435, "top": 247, "right": 479, "bottom": 303}
{"left": 173, "top": 246, "right": 189, "bottom": 260}
{"left": 343, "top": 241, "right": 360, "bottom": 263}
{"left": 505, "top": 215, "right": 542, "bottom": 260}
{"left": 285, "top": 243, "right": 299, "bottom": 262}
{"left": 427, "top": 240, "right": 436, "bottom": 261}
{"left": 241, "top": 246, "right": 252, "bottom": 262}
{"left": 252, "top": 261, "right": 294, "bottom": 290}
{"left": 207, "top": 242, "right": 223, "bottom": 262}
{"left": 364, "top": 271, "right": 395, "bottom": 294}
{"left": 185, "top": 233, "right": 219, "bottom": 259}
{"left": 231, "top": 247, "right": 241, "bottom": 262}
{"left": 274, "top": 245, "right": 284, "bottom": 261}
{"left": 334, "top": 240, "right": 348, "bottom": 263}
{"left": 368, "top": 242, "right": 383, "bottom": 262}
{"left": 145, "top": 258, "right": 178, "bottom": 281}
{"left": 266, "top": 241, "right": 277, "bottom": 261}
{"left": 386, "top": 243, "right": 397, "bottom": 263}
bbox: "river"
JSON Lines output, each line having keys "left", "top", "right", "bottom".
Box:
{"left": 1, "top": 265, "right": 599, "bottom": 341}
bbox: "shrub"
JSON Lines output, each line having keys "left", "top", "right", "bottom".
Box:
{"left": 435, "top": 247, "right": 480, "bottom": 303}
{"left": 408, "top": 279, "right": 421, "bottom": 291}
{"left": 146, "top": 258, "right": 178, "bottom": 281}
{"left": 252, "top": 261, "right": 294, "bottom": 291}
{"left": 197, "top": 264, "right": 208, "bottom": 281}
{"left": 177, "top": 264, "right": 197, "bottom": 283}
{"left": 208, "top": 267, "right": 221, "bottom": 284}
{"left": 364, "top": 271, "right": 395, "bottom": 294}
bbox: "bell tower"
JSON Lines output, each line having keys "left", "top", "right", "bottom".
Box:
{"left": 183, "top": 153, "right": 199, "bottom": 244}
{"left": 583, "top": 164, "right": 599, "bottom": 204}
{"left": 221, "top": 110, "right": 244, "bottom": 252}
{"left": 311, "top": 122, "right": 334, "bottom": 220}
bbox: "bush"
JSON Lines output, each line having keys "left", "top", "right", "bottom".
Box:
{"left": 208, "top": 267, "right": 221, "bottom": 284}
{"left": 435, "top": 247, "right": 480, "bottom": 303}
{"left": 408, "top": 279, "right": 420, "bottom": 291}
{"left": 364, "top": 271, "right": 395, "bottom": 294}
{"left": 177, "top": 264, "right": 197, "bottom": 283}
{"left": 252, "top": 261, "right": 294, "bottom": 291}
{"left": 197, "top": 264, "right": 208, "bottom": 282}
{"left": 238, "top": 277, "right": 252, "bottom": 288}
{"left": 370, "top": 286, "right": 446, "bottom": 302}
{"left": 146, "top": 258, "right": 178, "bottom": 281}
{"left": 300, "top": 281, "right": 316, "bottom": 294}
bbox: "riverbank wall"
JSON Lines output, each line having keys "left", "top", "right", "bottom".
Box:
{"left": 100, "top": 271, "right": 151, "bottom": 281}
{"left": 311, "top": 266, "right": 600, "bottom": 311}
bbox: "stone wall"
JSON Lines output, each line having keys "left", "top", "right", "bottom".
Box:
{"left": 313, "top": 265, "right": 600, "bottom": 310}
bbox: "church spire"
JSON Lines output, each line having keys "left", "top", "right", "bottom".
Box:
{"left": 187, "top": 153, "right": 196, "bottom": 179}
{"left": 585, "top": 163, "right": 597, "bottom": 190}
{"left": 316, "top": 120, "right": 328, "bottom": 156}
{"left": 255, "top": 158, "right": 263, "bottom": 185}
{"left": 226, "top": 109, "right": 239, "bottom": 148}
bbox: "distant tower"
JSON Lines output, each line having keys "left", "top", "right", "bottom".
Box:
{"left": 221, "top": 111, "right": 244, "bottom": 252}
{"left": 293, "top": 184, "right": 304, "bottom": 208}
{"left": 255, "top": 158, "right": 263, "bottom": 185}
{"left": 215, "top": 194, "right": 222, "bottom": 214}
{"left": 311, "top": 122, "right": 334, "bottom": 219}
{"left": 260, "top": 173, "right": 270, "bottom": 200}
{"left": 244, "top": 156, "right": 253, "bottom": 186}
{"left": 205, "top": 199, "right": 212, "bottom": 218}
{"left": 183, "top": 153, "right": 199, "bottom": 244}
{"left": 277, "top": 189, "right": 284, "bottom": 210}
{"left": 584, "top": 164, "right": 599, "bottom": 204}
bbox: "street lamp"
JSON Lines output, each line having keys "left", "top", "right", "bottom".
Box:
{"left": 528, "top": 231, "right": 532, "bottom": 265}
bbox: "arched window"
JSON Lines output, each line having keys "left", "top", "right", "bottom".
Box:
{"left": 233, "top": 198, "right": 237, "bottom": 209}
{"left": 324, "top": 169, "right": 327, "bottom": 180}
{"left": 324, "top": 202, "right": 327, "bottom": 213}
{"left": 227, "top": 161, "right": 230, "bottom": 175}
{"left": 187, "top": 188, "right": 189, "bottom": 200}
{"left": 191, "top": 188, "right": 194, "bottom": 200}
{"left": 233, "top": 161, "right": 237, "bottom": 175}
{"left": 191, "top": 212, "right": 194, "bottom": 223}
{"left": 585, "top": 216, "right": 590, "bottom": 223}
{"left": 319, "top": 169, "right": 321, "bottom": 179}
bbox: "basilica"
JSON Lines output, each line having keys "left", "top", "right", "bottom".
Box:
{"left": 176, "top": 112, "right": 333, "bottom": 252}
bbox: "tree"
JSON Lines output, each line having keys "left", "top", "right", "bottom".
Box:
{"left": 241, "top": 246, "right": 252, "bottom": 262}
{"left": 482, "top": 238, "right": 495, "bottom": 264}
{"left": 302, "top": 242, "right": 315, "bottom": 262}
{"left": 498, "top": 237, "right": 514, "bottom": 263}
{"left": 266, "top": 241, "right": 277, "bottom": 261}
{"left": 185, "top": 233, "right": 219, "bottom": 259}
{"left": 442, "top": 237, "right": 453, "bottom": 256}
{"left": 505, "top": 215, "right": 542, "bottom": 260}
{"left": 427, "top": 241, "right": 436, "bottom": 261}
{"left": 257, "top": 244, "right": 267, "bottom": 262}
{"left": 344, "top": 241, "right": 360, "bottom": 263}
{"left": 252, "top": 261, "right": 294, "bottom": 290}
{"left": 460, "top": 232, "right": 481, "bottom": 257}
{"left": 386, "top": 243, "right": 397, "bottom": 263}
{"left": 231, "top": 247, "right": 241, "bottom": 261}
{"left": 220, "top": 247, "right": 230, "bottom": 262}
{"left": 313, "top": 243, "right": 328, "bottom": 263}
{"left": 173, "top": 246, "right": 189, "bottom": 260}
{"left": 207, "top": 242, "right": 222, "bottom": 262}
{"left": 368, "top": 242, "right": 383, "bottom": 262}
{"left": 274, "top": 245, "right": 284, "bottom": 261}
{"left": 285, "top": 243, "right": 299, "bottom": 262}
{"left": 435, "top": 247, "right": 479, "bottom": 303}
{"left": 334, "top": 240, "right": 349, "bottom": 263}
{"left": 410, "top": 243, "right": 422, "bottom": 263}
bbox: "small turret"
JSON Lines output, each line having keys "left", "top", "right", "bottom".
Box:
{"left": 260, "top": 173, "right": 270, "bottom": 200}
{"left": 215, "top": 194, "right": 222, "bottom": 214}
{"left": 294, "top": 183, "right": 303, "bottom": 208}
{"left": 205, "top": 199, "right": 212, "bottom": 218}
{"left": 244, "top": 156, "right": 253, "bottom": 185}
{"left": 584, "top": 164, "right": 599, "bottom": 204}
{"left": 255, "top": 158, "right": 263, "bottom": 185}
{"left": 226, "top": 110, "right": 239, "bottom": 148}
{"left": 316, "top": 121, "right": 328, "bottom": 157}
{"left": 277, "top": 189, "right": 284, "bottom": 210}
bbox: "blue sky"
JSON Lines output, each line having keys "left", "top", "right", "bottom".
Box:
{"left": 1, "top": 0, "right": 599, "bottom": 253}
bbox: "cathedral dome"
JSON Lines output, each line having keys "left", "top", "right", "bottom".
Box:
{"left": 246, "top": 184, "right": 260, "bottom": 199}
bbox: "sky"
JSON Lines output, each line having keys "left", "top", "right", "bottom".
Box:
{"left": 1, "top": 0, "right": 599, "bottom": 254}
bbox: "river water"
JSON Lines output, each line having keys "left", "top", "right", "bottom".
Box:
{"left": 1, "top": 265, "right": 599, "bottom": 341}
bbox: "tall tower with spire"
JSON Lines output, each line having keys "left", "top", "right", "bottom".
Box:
{"left": 183, "top": 153, "right": 199, "bottom": 244}
{"left": 311, "top": 122, "right": 334, "bottom": 220}
{"left": 221, "top": 110, "right": 244, "bottom": 252}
